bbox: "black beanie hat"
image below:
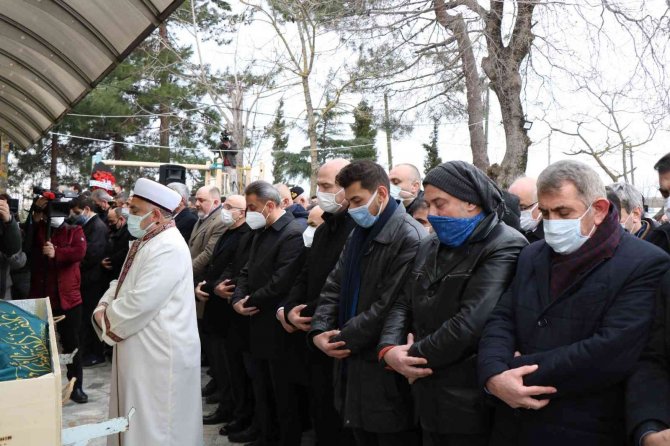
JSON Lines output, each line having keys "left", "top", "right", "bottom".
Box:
{"left": 423, "top": 160, "right": 503, "bottom": 214}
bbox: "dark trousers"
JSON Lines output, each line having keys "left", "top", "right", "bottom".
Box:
{"left": 426, "top": 431, "right": 488, "bottom": 446}
{"left": 248, "top": 355, "right": 303, "bottom": 446}
{"left": 80, "top": 281, "right": 104, "bottom": 358}
{"left": 54, "top": 304, "right": 83, "bottom": 389}
{"left": 207, "top": 334, "right": 234, "bottom": 411}
{"left": 310, "top": 356, "right": 348, "bottom": 446}
{"left": 352, "top": 428, "right": 419, "bottom": 446}
{"left": 224, "top": 337, "right": 254, "bottom": 422}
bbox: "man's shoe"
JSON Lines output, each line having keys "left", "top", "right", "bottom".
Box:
{"left": 82, "top": 355, "right": 105, "bottom": 368}
{"left": 227, "top": 425, "right": 259, "bottom": 443}
{"left": 203, "top": 408, "right": 233, "bottom": 425}
{"left": 70, "top": 388, "right": 88, "bottom": 404}
{"left": 201, "top": 378, "right": 217, "bottom": 397}
{"left": 219, "top": 418, "right": 251, "bottom": 436}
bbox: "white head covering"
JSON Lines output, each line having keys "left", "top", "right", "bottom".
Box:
{"left": 132, "top": 178, "right": 181, "bottom": 212}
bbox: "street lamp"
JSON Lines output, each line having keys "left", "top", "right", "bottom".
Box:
{"left": 523, "top": 118, "right": 533, "bottom": 131}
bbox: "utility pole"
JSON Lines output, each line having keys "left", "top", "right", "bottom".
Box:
{"left": 0, "top": 133, "right": 9, "bottom": 193}
{"left": 50, "top": 134, "right": 58, "bottom": 191}
{"left": 384, "top": 92, "right": 393, "bottom": 169}
{"left": 547, "top": 132, "right": 551, "bottom": 166}
{"left": 158, "top": 22, "right": 170, "bottom": 163}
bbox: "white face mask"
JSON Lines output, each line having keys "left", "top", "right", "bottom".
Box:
{"left": 127, "top": 211, "right": 154, "bottom": 238}
{"left": 302, "top": 225, "right": 317, "bottom": 247}
{"left": 50, "top": 216, "right": 65, "bottom": 228}
{"left": 390, "top": 184, "right": 416, "bottom": 204}
{"left": 665, "top": 197, "right": 670, "bottom": 221}
{"left": 543, "top": 205, "right": 595, "bottom": 255}
{"left": 220, "top": 209, "right": 237, "bottom": 227}
{"left": 317, "top": 189, "right": 343, "bottom": 214}
{"left": 520, "top": 203, "right": 541, "bottom": 232}
{"left": 620, "top": 213, "right": 633, "bottom": 232}
{"left": 245, "top": 203, "right": 268, "bottom": 230}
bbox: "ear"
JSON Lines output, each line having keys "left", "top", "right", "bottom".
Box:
{"left": 633, "top": 207, "right": 643, "bottom": 219}
{"left": 378, "top": 185, "right": 389, "bottom": 201}
{"left": 592, "top": 197, "right": 610, "bottom": 225}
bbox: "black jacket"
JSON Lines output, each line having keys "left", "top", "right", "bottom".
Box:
{"left": 478, "top": 233, "right": 670, "bottom": 446}
{"left": 310, "top": 204, "right": 426, "bottom": 433}
{"left": 232, "top": 212, "right": 305, "bottom": 359}
{"left": 104, "top": 224, "right": 132, "bottom": 281}
{"left": 501, "top": 191, "right": 521, "bottom": 231}
{"left": 80, "top": 214, "right": 108, "bottom": 298}
{"left": 0, "top": 217, "right": 21, "bottom": 256}
{"left": 202, "top": 223, "right": 252, "bottom": 337}
{"left": 174, "top": 208, "right": 198, "bottom": 242}
{"left": 286, "top": 203, "right": 308, "bottom": 230}
{"left": 282, "top": 210, "right": 356, "bottom": 318}
{"left": 379, "top": 213, "right": 527, "bottom": 434}
{"left": 523, "top": 220, "right": 544, "bottom": 243}
{"left": 627, "top": 270, "right": 670, "bottom": 445}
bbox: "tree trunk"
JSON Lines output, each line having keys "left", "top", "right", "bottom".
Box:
{"left": 50, "top": 134, "right": 58, "bottom": 191}
{"left": 158, "top": 23, "right": 170, "bottom": 163}
{"left": 230, "top": 82, "right": 245, "bottom": 193}
{"left": 481, "top": 1, "right": 536, "bottom": 188}
{"left": 434, "top": 5, "right": 489, "bottom": 171}
{"left": 113, "top": 133, "right": 123, "bottom": 160}
{"left": 302, "top": 76, "right": 318, "bottom": 196}
{"left": 384, "top": 92, "right": 393, "bottom": 169}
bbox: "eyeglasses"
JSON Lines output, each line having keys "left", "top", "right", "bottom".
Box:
{"left": 519, "top": 202, "right": 538, "bottom": 212}
{"left": 223, "top": 205, "right": 245, "bottom": 211}
{"left": 659, "top": 188, "right": 670, "bottom": 199}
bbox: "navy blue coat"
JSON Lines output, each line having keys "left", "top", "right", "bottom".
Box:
{"left": 478, "top": 232, "right": 670, "bottom": 446}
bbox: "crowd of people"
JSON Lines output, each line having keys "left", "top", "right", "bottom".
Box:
{"left": 4, "top": 154, "right": 670, "bottom": 446}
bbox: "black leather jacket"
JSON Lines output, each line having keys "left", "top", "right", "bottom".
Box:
{"left": 379, "top": 213, "right": 527, "bottom": 434}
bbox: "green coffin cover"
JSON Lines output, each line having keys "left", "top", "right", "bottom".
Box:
{"left": 0, "top": 300, "right": 51, "bottom": 382}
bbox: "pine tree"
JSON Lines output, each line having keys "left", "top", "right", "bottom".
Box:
{"left": 271, "top": 100, "right": 290, "bottom": 183}
{"left": 348, "top": 100, "right": 377, "bottom": 160}
{"left": 423, "top": 118, "right": 443, "bottom": 173}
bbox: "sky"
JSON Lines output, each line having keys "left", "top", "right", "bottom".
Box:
{"left": 148, "top": 1, "right": 670, "bottom": 199}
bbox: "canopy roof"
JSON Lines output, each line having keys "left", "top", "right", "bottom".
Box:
{"left": 0, "top": 0, "right": 183, "bottom": 149}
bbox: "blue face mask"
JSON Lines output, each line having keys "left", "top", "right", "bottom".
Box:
{"left": 428, "top": 212, "right": 485, "bottom": 247}
{"left": 348, "top": 190, "right": 381, "bottom": 228}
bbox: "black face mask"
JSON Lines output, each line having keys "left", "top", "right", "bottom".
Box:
{"left": 94, "top": 205, "right": 105, "bottom": 214}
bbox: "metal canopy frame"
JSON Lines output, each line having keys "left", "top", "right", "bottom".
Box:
{"left": 0, "top": 0, "right": 184, "bottom": 149}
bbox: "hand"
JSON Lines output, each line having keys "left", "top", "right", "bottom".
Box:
{"left": 313, "top": 330, "right": 351, "bottom": 359}
{"left": 287, "top": 304, "right": 312, "bottom": 332}
{"left": 276, "top": 308, "right": 296, "bottom": 333}
{"left": 195, "top": 281, "right": 210, "bottom": 302}
{"left": 233, "top": 296, "right": 259, "bottom": 316}
{"left": 42, "top": 241, "right": 55, "bottom": 258}
{"left": 214, "top": 279, "right": 235, "bottom": 301}
{"left": 101, "top": 258, "right": 112, "bottom": 270}
{"left": 383, "top": 333, "right": 433, "bottom": 381}
{"left": 486, "top": 364, "right": 557, "bottom": 410}
{"left": 643, "top": 429, "right": 670, "bottom": 446}
{"left": 93, "top": 310, "right": 104, "bottom": 329}
{"left": 0, "top": 200, "right": 10, "bottom": 223}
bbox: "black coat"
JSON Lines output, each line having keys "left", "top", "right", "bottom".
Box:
{"left": 310, "top": 204, "right": 426, "bottom": 433}
{"left": 0, "top": 217, "right": 21, "bottom": 256}
{"left": 202, "top": 223, "right": 252, "bottom": 337}
{"left": 174, "top": 208, "right": 198, "bottom": 242}
{"left": 232, "top": 212, "right": 305, "bottom": 359}
{"left": 627, "top": 270, "right": 670, "bottom": 445}
{"left": 80, "top": 214, "right": 108, "bottom": 300}
{"left": 501, "top": 191, "right": 521, "bottom": 231}
{"left": 104, "top": 224, "right": 132, "bottom": 281}
{"left": 478, "top": 233, "right": 670, "bottom": 446}
{"left": 282, "top": 210, "right": 356, "bottom": 318}
{"left": 523, "top": 220, "right": 544, "bottom": 243}
{"left": 379, "top": 213, "right": 527, "bottom": 435}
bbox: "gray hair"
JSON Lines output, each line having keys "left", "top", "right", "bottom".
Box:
{"left": 167, "top": 182, "right": 190, "bottom": 202}
{"left": 246, "top": 180, "right": 281, "bottom": 205}
{"left": 609, "top": 182, "right": 644, "bottom": 213}
{"left": 537, "top": 160, "right": 605, "bottom": 206}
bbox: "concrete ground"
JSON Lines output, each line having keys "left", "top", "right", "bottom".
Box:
{"left": 61, "top": 359, "right": 233, "bottom": 445}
